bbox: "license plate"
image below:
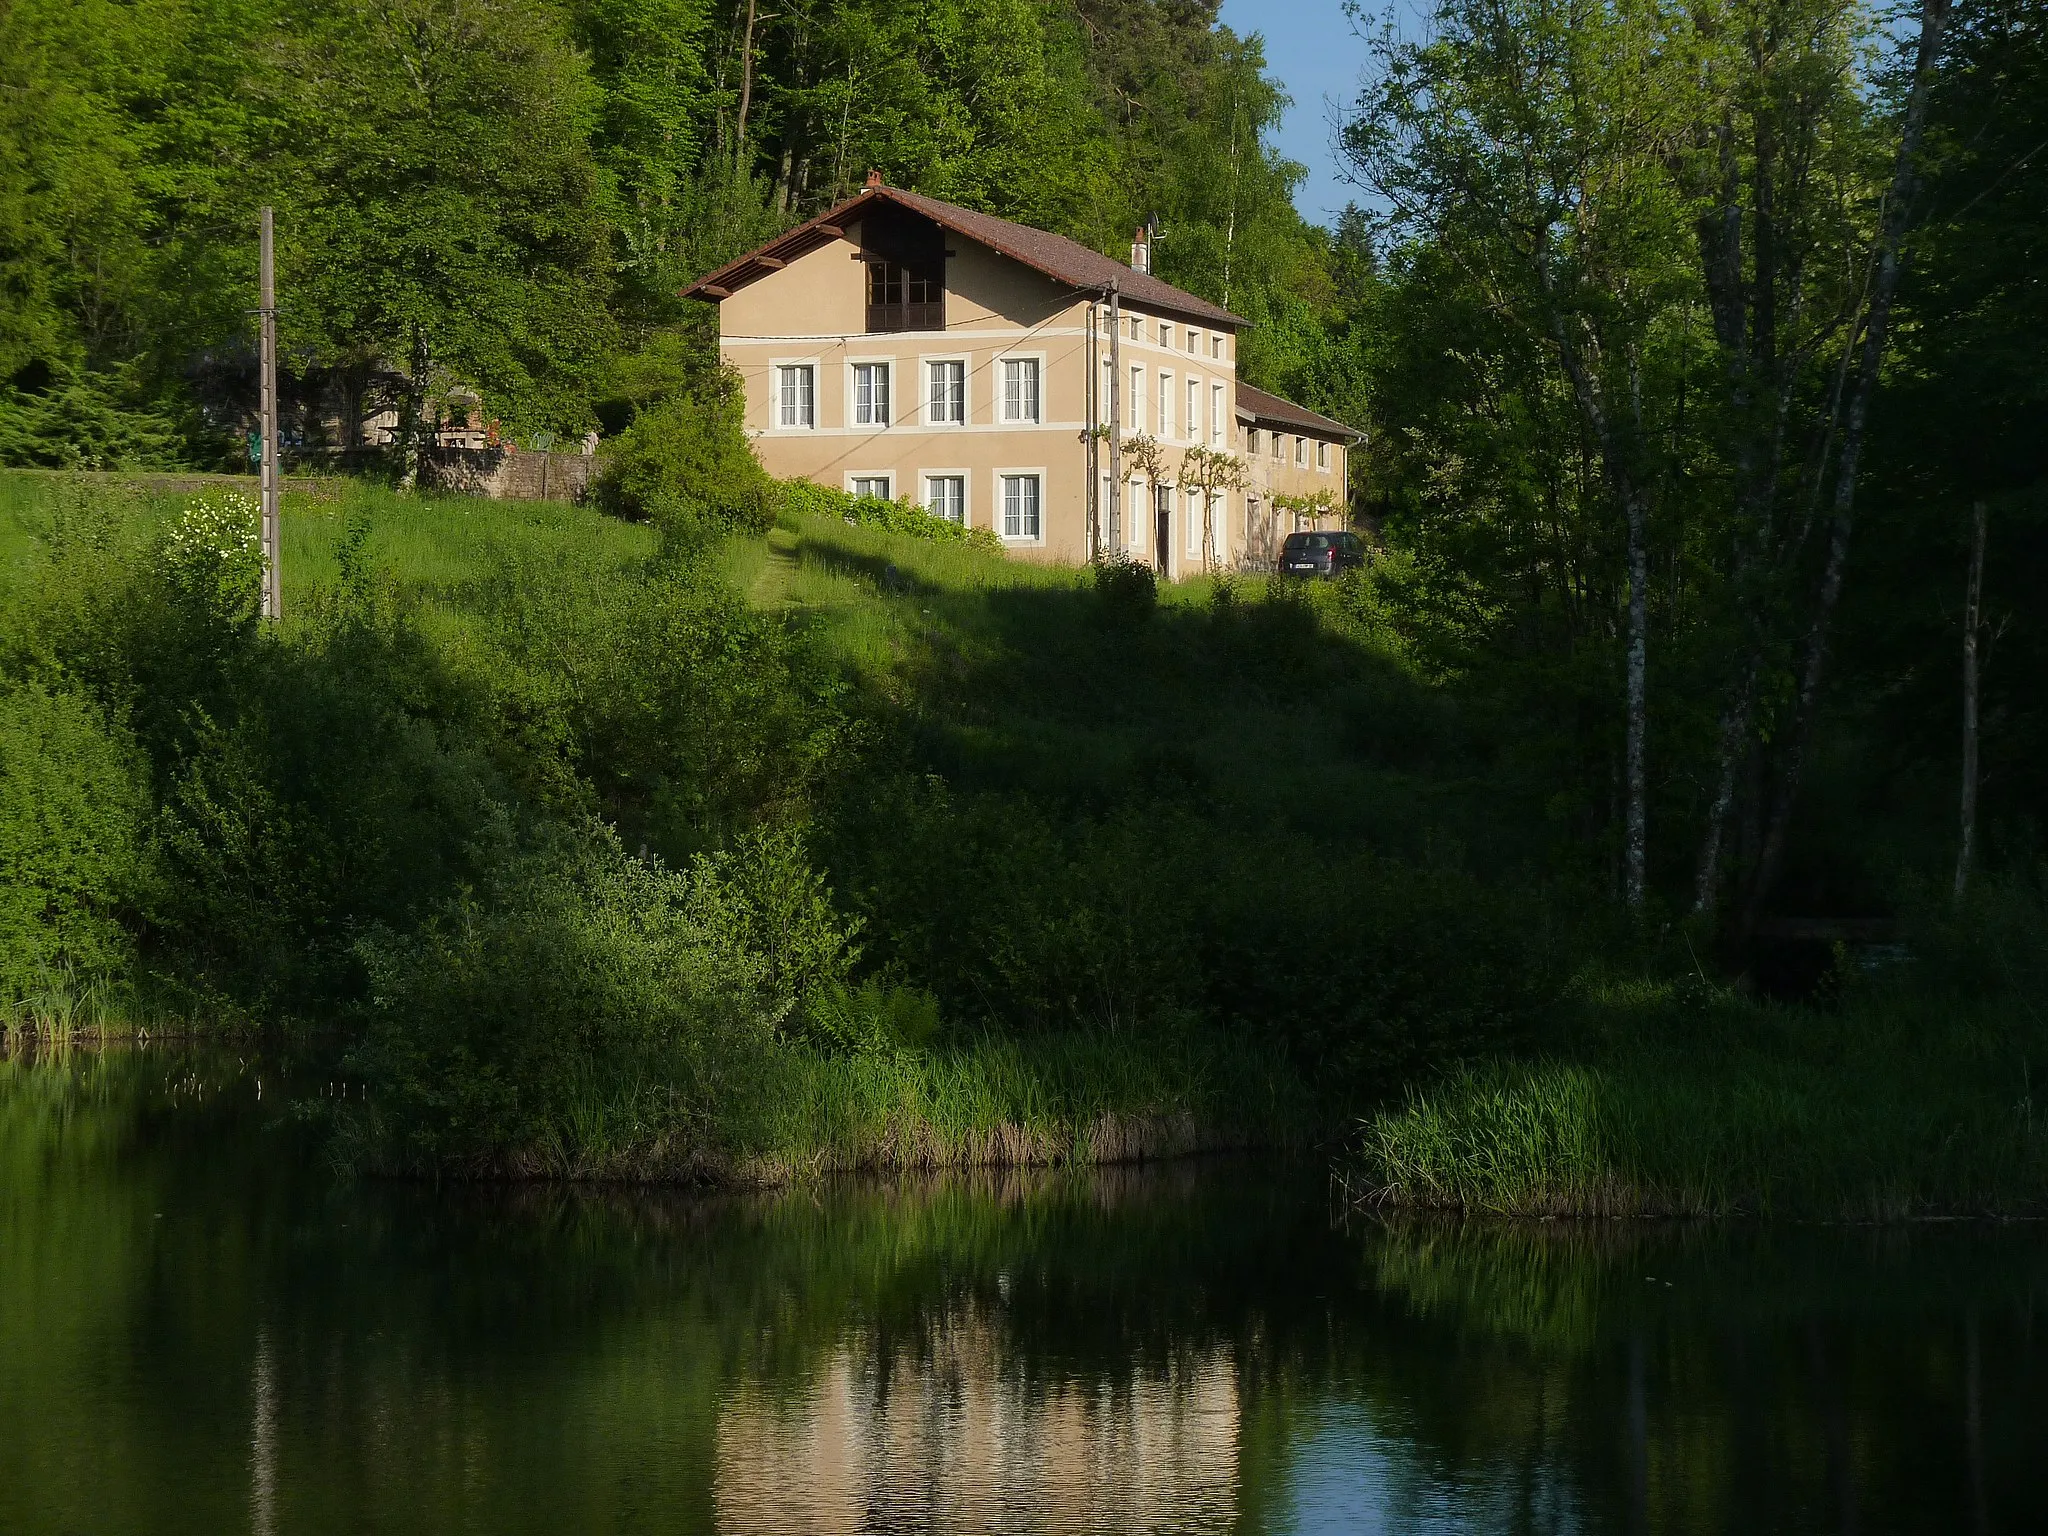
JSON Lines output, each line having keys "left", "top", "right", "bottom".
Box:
{"left": 1289, "top": 562, "right": 1316, "bottom": 571}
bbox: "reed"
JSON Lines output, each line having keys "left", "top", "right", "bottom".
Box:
{"left": 1351, "top": 982, "right": 2048, "bottom": 1218}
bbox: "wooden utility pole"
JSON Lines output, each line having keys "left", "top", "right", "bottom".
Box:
{"left": 1955, "top": 500, "right": 1987, "bottom": 902}
{"left": 1107, "top": 282, "right": 1121, "bottom": 556}
{"left": 259, "top": 205, "right": 281, "bottom": 621}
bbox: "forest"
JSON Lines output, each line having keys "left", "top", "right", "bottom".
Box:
{"left": 2, "top": 0, "right": 2045, "bottom": 1207}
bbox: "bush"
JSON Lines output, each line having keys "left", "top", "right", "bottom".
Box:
{"left": 474, "top": 539, "right": 848, "bottom": 860}
{"left": 595, "top": 367, "right": 774, "bottom": 532}
{"left": 777, "top": 477, "right": 1001, "bottom": 549}
{"left": 349, "top": 818, "right": 860, "bottom": 1173}
{"left": 0, "top": 364, "right": 184, "bottom": 470}
{"left": 0, "top": 682, "right": 146, "bottom": 1016}
{"left": 1092, "top": 554, "right": 1158, "bottom": 622}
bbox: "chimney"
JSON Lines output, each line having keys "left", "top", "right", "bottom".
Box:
{"left": 1130, "top": 226, "right": 1150, "bottom": 274}
{"left": 864, "top": 169, "right": 883, "bottom": 190}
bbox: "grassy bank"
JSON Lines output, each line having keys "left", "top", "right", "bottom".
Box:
{"left": 13, "top": 469, "right": 2046, "bottom": 1205}
{"left": 1350, "top": 965, "right": 2048, "bottom": 1218}
{"left": 342, "top": 1027, "right": 1314, "bottom": 1185}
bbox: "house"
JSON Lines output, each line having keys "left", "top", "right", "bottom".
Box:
{"left": 684, "top": 175, "right": 1358, "bottom": 573}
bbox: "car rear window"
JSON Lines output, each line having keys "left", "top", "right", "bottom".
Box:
{"left": 1284, "top": 533, "right": 1333, "bottom": 550}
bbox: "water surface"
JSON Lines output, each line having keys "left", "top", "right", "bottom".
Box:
{"left": 3, "top": 1050, "right": 2041, "bottom": 1534}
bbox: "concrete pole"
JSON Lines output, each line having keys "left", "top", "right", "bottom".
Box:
{"left": 259, "top": 206, "right": 281, "bottom": 621}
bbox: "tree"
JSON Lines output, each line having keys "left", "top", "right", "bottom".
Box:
{"left": 1177, "top": 443, "right": 1249, "bottom": 571}
{"left": 1344, "top": 0, "right": 1702, "bottom": 908}
{"left": 267, "top": 0, "right": 621, "bottom": 472}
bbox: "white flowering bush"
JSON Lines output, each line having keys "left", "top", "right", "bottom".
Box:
{"left": 159, "top": 491, "right": 263, "bottom": 627}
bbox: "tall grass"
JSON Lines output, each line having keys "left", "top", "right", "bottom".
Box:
{"left": 735, "top": 1029, "right": 1313, "bottom": 1183}
{"left": 478, "top": 1027, "right": 1312, "bottom": 1184}
{"left": 0, "top": 470, "right": 655, "bottom": 608}
{"left": 1352, "top": 980, "right": 2048, "bottom": 1218}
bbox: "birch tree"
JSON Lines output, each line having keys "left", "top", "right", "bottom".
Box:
{"left": 1345, "top": 0, "right": 1700, "bottom": 908}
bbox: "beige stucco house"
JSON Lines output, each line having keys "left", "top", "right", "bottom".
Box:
{"left": 685, "top": 177, "right": 1357, "bottom": 574}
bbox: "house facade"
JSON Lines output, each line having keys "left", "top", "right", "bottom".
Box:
{"left": 686, "top": 177, "right": 1355, "bottom": 572}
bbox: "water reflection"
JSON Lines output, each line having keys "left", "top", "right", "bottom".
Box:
{"left": 1, "top": 1050, "right": 2043, "bottom": 1535}
{"left": 716, "top": 1324, "right": 1239, "bottom": 1533}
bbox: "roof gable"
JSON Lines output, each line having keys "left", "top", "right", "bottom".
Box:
{"left": 684, "top": 185, "right": 1243, "bottom": 329}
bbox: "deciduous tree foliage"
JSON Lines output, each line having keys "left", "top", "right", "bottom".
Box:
{"left": 0, "top": 0, "right": 1322, "bottom": 456}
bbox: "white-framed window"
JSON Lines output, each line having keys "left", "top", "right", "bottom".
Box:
{"left": 1131, "top": 315, "right": 1143, "bottom": 341}
{"left": 851, "top": 361, "right": 891, "bottom": 427}
{"left": 1185, "top": 487, "right": 1204, "bottom": 556}
{"left": 776, "top": 364, "right": 816, "bottom": 428}
{"left": 1158, "top": 371, "right": 1172, "bottom": 438}
{"left": 1211, "top": 333, "right": 1224, "bottom": 359}
{"left": 1125, "top": 477, "right": 1146, "bottom": 554}
{"left": 1317, "top": 440, "right": 1331, "bottom": 473}
{"left": 924, "top": 473, "right": 966, "bottom": 524}
{"left": 850, "top": 474, "right": 892, "bottom": 500}
{"left": 1247, "top": 428, "right": 1261, "bottom": 455}
{"left": 1270, "top": 431, "right": 1283, "bottom": 461}
{"left": 1155, "top": 482, "right": 1174, "bottom": 570}
{"left": 1000, "top": 472, "right": 1043, "bottom": 540}
{"left": 1186, "top": 327, "right": 1199, "bottom": 352}
{"left": 1002, "top": 357, "right": 1041, "bottom": 423}
{"left": 1100, "top": 358, "right": 1114, "bottom": 429}
{"left": 1158, "top": 321, "right": 1171, "bottom": 347}
{"left": 1211, "top": 383, "right": 1225, "bottom": 445}
{"left": 1186, "top": 379, "right": 1199, "bottom": 442}
{"left": 1295, "top": 435, "right": 1308, "bottom": 468}
{"left": 926, "top": 358, "right": 967, "bottom": 425}
{"left": 1129, "top": 365, "right": 1143, "bottom": 430}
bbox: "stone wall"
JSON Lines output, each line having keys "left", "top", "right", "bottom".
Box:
{"left": 419, "top": 448, "right": 595, "bottom": 502}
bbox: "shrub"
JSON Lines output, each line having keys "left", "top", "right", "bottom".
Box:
{"left": 349, "top": 818, "right": 861, "bottom": 1172}
{"left": 0, "top": 682, "right": 147, "bottom": 1015}
{"left": 474, "top": 539, "right": 848, "bottom": 859}
{"left": 1091, "top": 554, "right": 1158, "bottom": 623}
{"left": 595, "top": 367, "right": 774, "bottom": 532}
{"left": 0, "top": 364, "right": 184, "bottom": 470}
{"left": 777, "top": 478, "right": 1001, "bottom": 549}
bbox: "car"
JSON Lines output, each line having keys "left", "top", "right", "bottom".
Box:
{"left": 1279, "top": 529, "right": 1368, "bottom": 577}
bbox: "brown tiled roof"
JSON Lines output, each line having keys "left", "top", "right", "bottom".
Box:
{"left": 1233, "top": 381, "right": 1359, "bottom": 440}
{"left": 683, "top": 184, "right": 1243, "bottom": 327}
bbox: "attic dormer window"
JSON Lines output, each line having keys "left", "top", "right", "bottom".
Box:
{"left": 866, "top": 259, "right": 941, "bottom": 332}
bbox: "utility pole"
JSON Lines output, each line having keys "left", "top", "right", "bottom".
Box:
{"left": 1107, "top": 281, "right": 1121, "bottom": 557}
{"left": 259, "top": 205, "right": 281, "bottom": 621}
{"left": 1085, "top": 301, "right": 1099, "bottom": 559}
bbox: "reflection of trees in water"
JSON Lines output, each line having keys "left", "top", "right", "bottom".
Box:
{"left": 1340, "top": 1215, "right": 2048, "bottom": 1534}
{"left": 6, "top": 1056, "right": 2048, "bottom": 1535}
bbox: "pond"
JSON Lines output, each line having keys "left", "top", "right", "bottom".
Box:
{"left": 2, "top": 1049, "right": 2041, "bottom": 1534}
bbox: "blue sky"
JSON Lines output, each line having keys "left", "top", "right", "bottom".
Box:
{"left": 1215, "top": 0, "right": 1391, "bottom": 227}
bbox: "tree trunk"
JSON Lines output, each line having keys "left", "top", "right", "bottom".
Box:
{"left": 1695, "top": 660, "right": 1756, "bottom": 912}
{"left": 1623, "top": 482, "right": 1649, "bottom": 909}
{"left": 734, "top": 0, "right": 759, "bottom": 158}
{"left": 1955, "top": 500, "right": 1986, "bottom": 902}
{"left": 396, "top": 328, "right": 428, "bottom": 492}
{"left": 1740, "top": 0, "right": 1954, "bottom": 935}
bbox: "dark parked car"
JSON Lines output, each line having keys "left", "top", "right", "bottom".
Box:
{"left": 1279, "top": 530, "right": 1367, "bottom": 577}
